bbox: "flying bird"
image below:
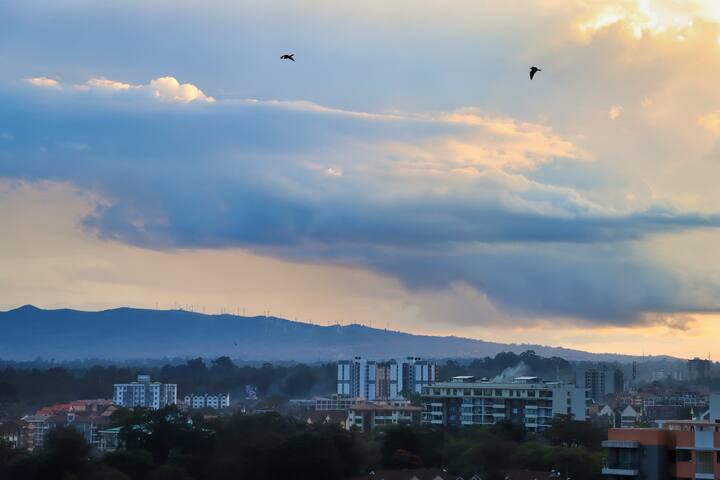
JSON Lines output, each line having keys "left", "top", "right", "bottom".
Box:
{"left": 280, "top": 54, "right": 295, "bottom": 62}
{"left": 530, "top": 66, "right": 542, "bottom": 80}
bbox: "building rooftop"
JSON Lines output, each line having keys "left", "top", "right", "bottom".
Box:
{"left": 350, "top": 468, "right": 451, "bottom": 480}
{"left": 349, "top": 404, "right": 422, "bottom": 412}
{"left": 430, "top": 378, "right": 575, "bottom": 389}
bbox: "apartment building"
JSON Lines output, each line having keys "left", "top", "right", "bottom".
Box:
{"left": 582, "top": 366, "right": 624, "bottom": 402}
{"left": 20, "top": 415, "right": 55, "bottom": 451}
{"left": 346, "top": 403, "right": 422, "bottom": 432}
{"left": 0, "top": 421, "right": 25, "bottom": 449}
{"left": 337, "top": 357, "right": 438, "bottom": 401}
{"left": 183, "top": 393, "right": 231, "bottom": 409}
{"left": 113, "top": 374, "right": 177, "bottom": 409}
{"left": 603, "top": 421, "right": 720, "bottom": 480}
{"left": 421, "top": 376, "right": 588, "bottom": 432}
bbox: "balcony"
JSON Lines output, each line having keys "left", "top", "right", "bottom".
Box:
{"left": 601, "top": 467, "right": 639, "bottom": 476}
{"left": 602, "top": 441, "right": 639, "bottom": 449}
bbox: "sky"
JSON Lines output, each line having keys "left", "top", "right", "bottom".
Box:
{"left": 2, "top": 0, "right": 720, "bottom": 358}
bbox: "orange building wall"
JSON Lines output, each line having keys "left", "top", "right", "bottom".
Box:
{"left": 608, "top": 428, "right": 671, "bottom": 445}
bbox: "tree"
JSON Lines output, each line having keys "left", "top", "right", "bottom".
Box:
{"left": 43, "top": 426, "right": 91, "bottom": 480}
{"left": 149, "top": 464, "right": 193, "bottom": 480}
{"left": 490, "top": 419, "right": 526, "bottom": 443}
{"left": 544, "top": 416, "right": 606, "bottom": 450}
{"left": 381, "top": 426, "right": 422, "bottom": 468}
{"left": 210, "top": 357, "right": 234, "bottom": 373}
{"left": 102, "top": 449, "right": 155, "bottom": 480}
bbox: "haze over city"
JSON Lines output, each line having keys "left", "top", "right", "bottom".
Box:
{"left": 4, "top": 0, "right": 720, "bottom": 358}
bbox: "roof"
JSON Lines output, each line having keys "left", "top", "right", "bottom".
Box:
{"left": 350, "top": 468, "right": 451, "bottom": 480}
{"left": 429, "top": 380, "right": 573, "bottom": 389}
{"left": 36, "top": 399, "right": 114, "bottom": 416}
{"left": 21, "top": 415, "right": 51, "bottom": 423}
{"left": 98, "top": 426, "right": 123, "bottom": 434}
{"left": 621, "top": 405, "right": 639, "bottom": 416}
{"left": 303, "top": 410, "right": 347, "bottom": 425}
{"left": 350, "top": 404, "right": 422, "bottom": 412}
{"left": 0, "top": 421, "right": 25, "bottom": 433}
{"left": 504, "top": 470, "right": 557, "bottom": 480}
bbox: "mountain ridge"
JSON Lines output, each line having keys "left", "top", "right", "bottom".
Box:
{"left": 0, "top": 305, "right": 662, "bottom": 362}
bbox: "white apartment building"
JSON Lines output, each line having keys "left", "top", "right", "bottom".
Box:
{"left": 346, "top": 403, "right": 422, "bottom": 432}
{"left": 113, "top": 374, "right": 177, "bottom": 410}
{"left": 20, "top": 415, "right": 53, "bottom": 451}
{"left": 337, "top": 357, "right": 438, "bottom": 401}
{"left": 183, "top": 393, "right": 231, "bottom": 410}
{"left": 422, "top": 376, "right": 588, "bottom": 432}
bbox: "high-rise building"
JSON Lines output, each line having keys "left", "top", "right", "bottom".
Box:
{"left": 583, "top": 366, "right": 624, "bottom": 402}
{"left": 183, "top": 393, "right": 230, "bottom": 410}
{"left": 113, "top": 374, "right": 177, "bottom": 410}
{"left": 688, "top": 357, "right": 711, "bottom": 381}
{"left": 337, "top": 357, "right": 438, "bottom": 400}
{"left": 421, "top": 376, "right": 588, "bottom": 432}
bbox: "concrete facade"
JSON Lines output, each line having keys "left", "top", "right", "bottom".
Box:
{"left": 421, "top": 376, "right": 588, "bottom": 432}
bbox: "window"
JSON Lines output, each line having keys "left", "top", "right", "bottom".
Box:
{"left": 697, "top": 452, "right": 713, "bottom": 475}
{"left": 676, "top": 450, "right": 692, "bottom": 462}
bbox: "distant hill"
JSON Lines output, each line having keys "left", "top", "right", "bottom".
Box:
{"left": 0, "top": 305, "right": 645, "bottom": 362}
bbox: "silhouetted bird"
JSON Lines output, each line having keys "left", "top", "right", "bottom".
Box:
{"left": 280, "top": 54, "right": 295, "bottom": 62}
{"left": 530, "top": 66, "right": 542, "bottom": 80}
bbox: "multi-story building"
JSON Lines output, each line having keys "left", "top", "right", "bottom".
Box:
{"left": 0, "top": 421, "right": 26, "bottom": 449}
{"left": 20, "top": 415, "right": 57, "bottom": 451}
{"left": 602, "top": 395, "right": 720, "bottom": 480}
{"left": 421, "top": 376, "right": 587, "bottom": 432}
{"left": 337, "top": 357, "right": 438, "bottom": 401}
{"left": 346, "top": 403, "right": 422, "bottom": 432}
{"left": 315, "top": 395, "right": 363, "bottom": 411}
{"left": 583, "top": 366, "right": 624, "bottom": 402}
{"left": 65, "top": 411, "right": 110, "bottom": 452}
{"left": 402, "top": 357, "right": 437, "bottom": 397}
{"left": 113, "top": 374, "right": 177, "bottom": 410}
{"left": 603, "top": 421, "right": 720, "bottom": 480}
{"left": 183, "top": 393, "right": 231, "bottom": 409}
{"left": 688, "top": 357, "right": 712, "bottom": 381}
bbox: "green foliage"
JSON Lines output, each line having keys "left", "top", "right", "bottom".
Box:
{"left": 442, "top": 351, "right": 572, "bottom": 382}
{"left": 115, "top": 406, "right": 214, "bottom": 465}
{"left": 44, "top": 426, "right": 92, "bottom": 480}
{"left": 149, "top": 465, "right": 193, "bottom": 480}
{"left": 512, "top": 443, "right": 602, "bottom": 480}
{"left": 102, "top": 450, "right": 155, "bottom": 480}
{"left": 0, "top": 359, "right": 338, "bottom": 414}
{"left": 543, "top": 416, "right": 607, "bottom": 450}
{"left": 3, "top": 411, "right": 608, "bottom": 480}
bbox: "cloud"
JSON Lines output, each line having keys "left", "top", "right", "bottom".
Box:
{"left": 24, "top": 77, "right": 61, "bottom": 89}
{"left": 698, "top": 112, "right": 720, "bottom": 134}
{"left": 6, "top": 0, "right": 720, "bottom": 330}
{"left": 609, "top": 105, "right": 622, "bottom": 120}
{"left": 639, "top": 312, "right": 698, "bottom": 331}
{"left": 83, "top": 78, "right": 136, "bottom": 91}
{"left": 25, "top": 75, "right": 214, "bottom": 103}
{"left": 148, "top": 76, "right": 214, "bottom": 103}
{"left": 324, "top": 167, "right": 343, "bottom": 177}
{"left": 2, "top": 81, "right": 720, "bottom": 326}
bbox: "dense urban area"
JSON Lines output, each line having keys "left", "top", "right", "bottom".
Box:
{"left": 1, "top": 351, "right": 719, "bottom": 480}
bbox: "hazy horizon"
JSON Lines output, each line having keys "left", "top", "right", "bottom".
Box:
{"left": 3, "top": 0, "right": 720, "bottom": 359}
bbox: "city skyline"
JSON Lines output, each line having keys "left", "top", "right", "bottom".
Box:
{"left": 3, "top": 0, "right": 720, "bottom": 359}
